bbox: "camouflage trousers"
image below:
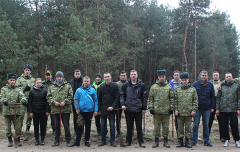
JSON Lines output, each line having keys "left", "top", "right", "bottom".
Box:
{"left": 177, "top": 116, "right": 192, "bottom": 138}
{"left": 153, "top": 114, "right": 170, "bottom": 138}
{"left": 20, "top": 105, "right": 32, "bottom": 127}
{"left": 4, "top": 115, "right": 21, "bottom": 137}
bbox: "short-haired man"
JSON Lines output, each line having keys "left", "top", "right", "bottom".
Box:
{"left": 169, "top": 70, "right": 181, "bottom": 134}
{"left": 121, "top": 70, "right": 148, "bottom": 148}
{"left": 1, "top": 73, "right": 26, "bottom": 147}
{"left": 71, "top": 76, "right": 98, "bottom": 147}
{"left": 191, "top": 70, "right": 215, "bottom": 147}
{"left": 93, "top": 73, "right": 105, "bottom": 136}
{"left": 216, "top": 72, "right": 240, "bottom": 147}
{"left": 209, "top": 71, "right": 223, "bottom": 141}
{"left": 174, "top": 72, "right": 198, "bottom": 148}
{"left": 69, "top": 69, "right": 83, "bottom": 135}
{"left": 98, "top": 73, "right": 119, "bottom": 147}
{"left": 115, "top": 71, "right": 127, "bottom": 137}
{"left": 15, "top": 64, "right": 35, "bottom": 133}
{"left": 148, "top": 69, "right": 174, "bottom": 148}
{"left": 47, "top": 71, "right": 73, "bottom": 147}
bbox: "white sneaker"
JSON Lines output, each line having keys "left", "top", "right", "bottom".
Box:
{"left": 235, "top": 141, "right": 240, "bottom": 148}
{"left": 224, "top": 140, "right": 229, "bottom": 147}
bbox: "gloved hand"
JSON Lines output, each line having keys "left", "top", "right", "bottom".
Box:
{"left": 21, "top": 101, "right": 27, "bottom": 105}
{"left": 169, "top": 110, "right": 173, "bottom": 114}
{"left": 3, "top": 101, "right": 8, "bottom": 106}
{"left": 25, "top": 85, "right": 31, "bottom": 91}
{"left": 150, "top": 110, "right": 155, "bottom": 115}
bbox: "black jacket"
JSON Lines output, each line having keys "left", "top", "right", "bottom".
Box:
{"left": 98, "top": 82, "right": 119, "bottom": 115}
{"left": 69, "top": 76, "right": 83, "bottom": 96}
{"left": 120, "top": 78, "right": 148, "bottom": 112}
{"left": 28, "top": 85, "right": 50, "bottom": 113}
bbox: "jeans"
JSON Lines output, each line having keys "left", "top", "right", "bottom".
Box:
{"left": 101, "top": 114, "right": 115, "bottom": 143}
{"left": 192, "top": 109, "right": 210, "bottom": 143}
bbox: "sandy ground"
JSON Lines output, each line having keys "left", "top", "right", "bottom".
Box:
{"left": 0, "top": 112, "right": 240, "bottom": 152}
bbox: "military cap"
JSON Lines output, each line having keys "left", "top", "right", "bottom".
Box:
{"left": 95, "top": 73, "right": 102, "bottom": 78}
{"left": 7, "top": 73, "right": 17, "bottom": 80}
{"left": 180, "top": 72, "right": 189, "bottom": 79}
{"left": 23, "top": 64, "right": 33, "bottom": 71}
{"left": 45, "top": 69, "right": 52, "bottom": 75}
{"left": 157, "top": 69, "right": 166, "bottom": 76}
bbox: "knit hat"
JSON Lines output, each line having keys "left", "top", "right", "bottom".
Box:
{"left": 95, "top": 73, "right": 102, "bottom": 78}
{"left": 7, "top": 73, "right": 17, "bottom": 80}
{"left": 180, "top": 72, "right": 189, "bottom": 79}
{"left": 23, "top": 64, "right": 33, "bottom": 71}
{"left": 157, "top": 69, "right": 166, "bottom": 76}
{"left": 56, "top": 71, "right": 64, "bottom": 78}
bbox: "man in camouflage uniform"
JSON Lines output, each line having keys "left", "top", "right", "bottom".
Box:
{"left": 148, "top": 69, "right": 174, "bottom": 148}
{"left": 15, "top": 64, "right": 35, "bottom": 133}
{"left": 0, "top": 73, "right": 27, "bottom": 147}
{"left": 47, "top": 71, "right": 73, "bottom": 147}
{"left": 174, "top": 72, "right": 198, "bottom": 148}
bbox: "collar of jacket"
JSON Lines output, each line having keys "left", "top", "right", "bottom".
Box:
{"left": 7, "top": 83, "right": 17, "bottom": 89}
{"left": 33, "top": 85, "right": 44, "bottom": 90}
{"left": 199, "top": 80, "right": 208, "bottom": 86}
{"left": 180, "top": 82, "right": 191, "bottom": 89}
{"left": 104, "top": 82, "right": 114, "bottom": 87}
{"left": 21, "top": 73, "right": 32, "bottom": 79}
{"left": 54, "top": 78, "right": 67, "bottom": 86}
{"left": 128, "top": 78, "right": 142, "bottom": 86}
{"left": 81, "top": 85, "right": 92, "bottom": 90}
{"left": 223, "top": 80, "right": 235, "bottom": 86}
{"left": 73, "top": 76, "right": 82, "bottom": 82}
{"left": 156, "top": 79, "right": 168, "bottom": 86}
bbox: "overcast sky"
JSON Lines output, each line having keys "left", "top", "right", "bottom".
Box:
{"left": 157, "top": 0, "right": 240, "bottom": 33}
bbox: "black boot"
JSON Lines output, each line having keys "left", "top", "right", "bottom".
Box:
{"left": 26, "top": 126, "right": 30, "bottom": 134}
{"left": 35, "top": 137, "right": 39, "bottom": 146}
{"left": 8, "top": 136, "right": 13, "bottom": 147}
{"left": 185, "top": 138, "right": 192, "bottom": 148}
{"left": 18, "top": 137, "right": 22, "bottom": 147}
{"left": 40, "top": 136, "right": 45, "bottom": 146}
{"left": 152, "top": 138, "right": 159, "bottom": 148}
{"left": 176, "top": 138, "right": 184, "bottom": 148}
{"left": 163, "top": 138, "right": 170, "bottom": 148}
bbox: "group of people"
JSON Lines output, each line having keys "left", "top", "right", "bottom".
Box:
{"left": 1, "top": 64, "right": 240, "bottom": 149}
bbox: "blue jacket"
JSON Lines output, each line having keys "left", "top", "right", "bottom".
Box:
{"left": 192, "top": 81, "right": 215, "bottom": 110}
{"left": 74, "top": 86, "right": 98, "bottom": 112}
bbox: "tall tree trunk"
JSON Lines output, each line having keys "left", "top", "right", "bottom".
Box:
{"left": 194, "top": 2, "right": 197, "bottom": 81}
{"left": 36, "top": 0, "right": 41, "bottom": 76}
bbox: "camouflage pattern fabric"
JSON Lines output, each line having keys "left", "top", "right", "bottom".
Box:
{"left": 153, "top": 114, "right": 170, "bottom": 138}
{"left": 177, "top": 116, "right": 192, "bottom": 138}
{"left": 5, "top": 115, "right": 21, "bottom": 137}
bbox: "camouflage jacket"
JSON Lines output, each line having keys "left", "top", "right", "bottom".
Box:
{"left": 15, "top": 73, "right": 35, "bottom": 100}
{"left": 216, "top": 80, "right": 240, "bottom": 112}
{"left": 148, "top": 80, "right": 174, "bottom": 114}
{"left": 174, "top": 83, "right": 198, "bottom": 116}
{"left": 42, "top": 80, "right": 53, "bottom": 91}
{"left": 47, "top": 79, "right": 73, "bottom": 114}
{"left": 0, "top": 84, "right": 26, "bottom": 116}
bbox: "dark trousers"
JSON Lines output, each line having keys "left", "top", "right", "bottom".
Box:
{"left": 101, "top": 114, "right": 115, "bottom": 143}
{"left": 52, "top": 113, "right": 71, "bottom": 142}
{"left": 208, "top": 109, "right": 222, "bottom": 139}
{"left": 33, "top": 112, "right": 47, "bottom": 138}
{"left": 126, "top": 111, "right": 144, "bottom": 143}
{"left": 116, "top": 109, "right": 122, "bottom": 135}
{"left": 95, "top": 115, "right": 101, "bottom": 133}
{"left": 45, "top": 114, "right": 55, "bottom": 132}
{"left": 72, "top": 104, "right": 78, "bottom": 133}
{"left": 75, "top": 112, "right": 93, "bottom": 143}
{"left": 175, "top": 115, "right": 178, "bottom": 133}
{"left": 220, "top": 112, "right": 239, "bottom": 141}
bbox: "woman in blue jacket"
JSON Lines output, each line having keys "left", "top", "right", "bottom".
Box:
{"left": 71, "top": 76, "right": 98, "bottom": 147}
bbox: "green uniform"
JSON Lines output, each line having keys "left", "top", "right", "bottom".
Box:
{"left": 116, "top": 80, "right": 126, "bottom": 92}
{"left": 0, "top": 84, "right": 26, "bottom": 137}
{"left": 46, "top": 80, "right": 73, "bottom": 114}
{"left": 148, "top": 80, "right": 174, "bottom": 138}
{"left": 174, "top": 83, "right": 198, "bottom": 138}
{"left": 15, "top": 73, "right": 35, "bottom": 127}
{"left": 42, "top": 80, "right": 53, "bottom": 91}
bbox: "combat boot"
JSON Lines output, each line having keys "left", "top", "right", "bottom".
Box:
{"left": 40, "top": 136, "right": 45, "bottom": 146}
{"left": 163, "top": 138, "right": 170, "bottom": 148}
{"left": 176, "top": 138, "right": 184, "bottom": 148}
{"left": 8, "top": 136, "right": 13, "bottom": 147}
{"left": 35, "top": 137, "right": 39, "bottom": 146}
{"left": 185, "top": 138, "right": 192, "bottom": 148}
{"left": 18, "top": 137, "right": 22, "bottom": 147}
{"left": 152, "top": 138, "right": 159, "bottom": 148}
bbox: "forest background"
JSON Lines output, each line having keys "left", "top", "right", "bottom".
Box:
{"left": 0, "top": 0, "right": 239, "bottom": 89}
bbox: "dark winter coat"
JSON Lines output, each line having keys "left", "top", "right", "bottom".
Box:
{"left": 120, "top": 78, "right": 148, "bottom": 112}
{"left": 28, "top": 85, "right": 50, "bottom": 113}
{"left": 98, "top": 82, "right": 119, "bottom": 115}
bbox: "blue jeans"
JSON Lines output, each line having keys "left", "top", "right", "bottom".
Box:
{"left": 192, "top": 109, "right": 210, "bottom": 143}
{"left": 101, "top": 114, "right": 115, "bottom": 143}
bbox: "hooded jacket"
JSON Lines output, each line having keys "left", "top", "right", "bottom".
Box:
{"left": 120, "top": 78, "right": 148, "bottom": 112}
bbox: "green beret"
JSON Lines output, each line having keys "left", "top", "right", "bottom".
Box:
{"left": 23, "top": 64, "right": 33, "bottom": 71}
{"left": 157, "top": 69, "right": 166, "bottom": 76}
{"left": 180, "top": 72, "right": 189, "bottom": 79}
{"left": 7, "top": 73, "right": 17, "bottom": 80}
